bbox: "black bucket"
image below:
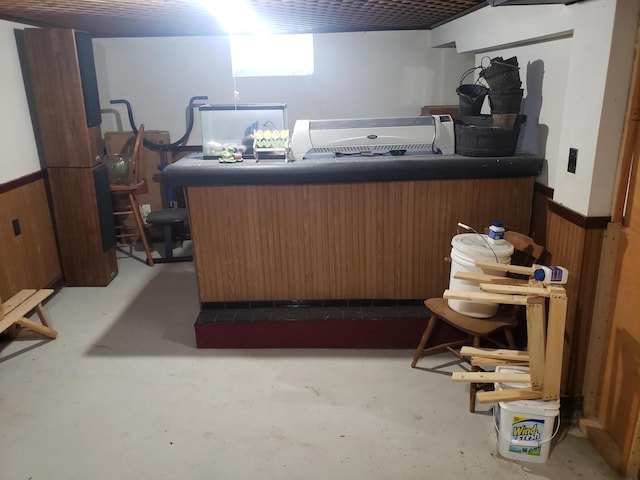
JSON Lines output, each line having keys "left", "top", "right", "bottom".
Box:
{"left": 456, "top": 84, "right": 489, "bottom": 116}
{"left": 480, "top": 56, "right": 521, "bottom": 90}
{"left": 488, "top": 89, "right": 524, "bottom": 114}
{"left": 454, "top": 115, "right": 526, "bottom": 157}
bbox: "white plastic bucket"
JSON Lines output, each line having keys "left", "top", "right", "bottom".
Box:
{"left": 493, "top": 366, "right": 560, "bottom": 464}
{"left": 448, "top": 233, "right": 514, "bottom": 318}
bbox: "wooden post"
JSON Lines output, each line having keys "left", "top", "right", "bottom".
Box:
{"left": 526, "top": 296, "right": 547, "bottom": 387}
{"left": 543, "top": 287, "right": 568, "bottom": 400}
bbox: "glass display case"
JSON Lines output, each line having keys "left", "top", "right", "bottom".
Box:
{"left": 200, "top": 103, "right": 287, "bottom": 159}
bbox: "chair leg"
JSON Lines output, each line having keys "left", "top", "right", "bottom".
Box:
{"left": 128, "top": 192, "right": 154, "bottom": 266}
{"left": 469, "top": 335, "right": 481, "bottom": 413}
{"left": 504, "top": 328, "right": 516, "bottom": 349}
{"left": 411, "top": 315, "right": 439, "bottom": 368}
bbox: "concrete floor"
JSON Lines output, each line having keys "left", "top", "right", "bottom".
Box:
{"left": 0, "top": 251, "right": 622, "bottom": 479}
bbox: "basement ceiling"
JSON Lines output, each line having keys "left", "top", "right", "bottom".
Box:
{"left": 0, "top": 0, "right": 487, "bottom": 38}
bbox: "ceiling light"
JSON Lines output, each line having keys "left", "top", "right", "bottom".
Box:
{"left": 197, "top": 0, "right": 271, "bottom": 34}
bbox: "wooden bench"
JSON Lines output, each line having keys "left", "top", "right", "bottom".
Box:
{"left": 1, "top": 289, "right": 57, "bottom": 339}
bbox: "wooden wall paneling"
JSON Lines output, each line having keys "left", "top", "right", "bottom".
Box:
{"left": 188, "top": 177, "right": 534, "bottom": 303}
{"left": 546, "top": 209, "right": 596, "bottom": 396}
{"left": 545, "top": 205, "right": 609, "bottom": 399}
{"left": 22, "top": 28, "right": 98, "bottom": 168}
{"left": 530, "top": 183, "right": 554, "bottom": 253}
{"left": 0, "top": 177, "right": 61, "bottom": 302}
{"left": 47, "top": 167, "right": 117, "bottom": 286}
{"left": 569, "top": 227, "right": 605, "bottom": 394}
{"left": 545, "top": 210, "right": 585, "bottom": 389}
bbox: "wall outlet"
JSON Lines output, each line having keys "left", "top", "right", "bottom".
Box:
{"left": 568, "top": 148, "right": 578, "bottom": 174}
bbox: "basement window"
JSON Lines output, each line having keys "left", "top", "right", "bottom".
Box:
{"left": 230, "top": 34, "right": 314, "bottom": 77}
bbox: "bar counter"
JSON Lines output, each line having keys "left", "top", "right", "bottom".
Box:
{"left": 164, "top": 152, "right": 542, "bottom": 187}
{"left": 164, "top": 152, "right": 543, "bottom": 306}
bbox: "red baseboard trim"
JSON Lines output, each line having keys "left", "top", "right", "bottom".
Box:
{"left": 195, "top": 318, "right": 430, "bottom": 349}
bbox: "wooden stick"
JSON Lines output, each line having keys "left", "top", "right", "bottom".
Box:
{"left": 443, "top": 289, "right": 529, "bottom": 305}
{"left": 475, "top": 260, "right": 537, "bottom": 276}
{"left": 471, "top": 357, "right": 529, "bottom": 367}
{"left": 451, "top": 371, "right": 531, "bottom": 383}
{"left": 15, "top": 317, "right": 58, "bottom": 339}
{"left": 526, "top": 296, "right": 547, "bottom": 387}
{"left": 35, "top": 304, "right": 53, "bottom": 328}
{"left": 543, "top": 288, "right": 568, "bottom": 400}
{"left": 479, "top": 283, "right": 550, "bottom": 297}
{"left": 419, "top": 340, "right": 467, "bottom": 357}
{"left": 453, "top": 271, "right": 508, "bottom": 283}
{"left": 476, "top": 387, "right": 542, "bottom": 404}
{"left": 460, "top": 346, "right": 529, "bottom": 362}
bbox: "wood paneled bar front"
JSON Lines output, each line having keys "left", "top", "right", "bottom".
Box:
{"left": 165, "top": 153, "right": 543, "bottom": 309}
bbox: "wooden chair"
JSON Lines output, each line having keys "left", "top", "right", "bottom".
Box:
{"left": 110, "top": 124, "right": 154, "bottom": 266}
{"left": 411, "top": 231, "right": 544, "bottom": 412}
{"left": 1, "top": 289, "right": 57, "bottom": 340}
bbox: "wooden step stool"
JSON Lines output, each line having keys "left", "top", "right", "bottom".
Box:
{"left": 1, "top": 289, "right": 57, "bottom": 339}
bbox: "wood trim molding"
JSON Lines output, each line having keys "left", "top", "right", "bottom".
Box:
{"left": 547, "top": 200, "right": 610, "bottom": 230}
{"left": 0, "top": 170, "right": 44, "bottom": 195}
{"left": 534, "top": 181, "right": 554, "bottom": 199}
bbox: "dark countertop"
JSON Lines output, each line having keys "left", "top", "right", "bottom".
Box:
{"left": 163, "top": 152, "right": 543, "bottom": 187}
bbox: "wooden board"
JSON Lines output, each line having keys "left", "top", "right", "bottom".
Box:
{"left": 475, "top": 261, "right": 536, "bottom": 276}
{"left": 479, "top": 283, "right": 549, "bottom": 296}
{"left": 526, "top": 296, "right": 547, "bottom": 387}
{"left": 476, "top": 387, "right": 542, "bottom": 403}
{"left": 542, "top": 288, "right": 567, "bottom": 400}
{"left": 471, "top": 357, "right": 528, "bottom": 367}
{"left": 460, "top": 346, "right": 529, "bottom": 362}
{"left": 451, "top": 371, "right": 531, "bottom": 383}
{"left": 453, "top": 271, "right": 512, "bottom": 283}
{"left": 443, "top": 289, "right": 529, "bottom": 305}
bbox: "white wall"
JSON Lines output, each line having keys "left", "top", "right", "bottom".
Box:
{"left": 431, "top": 0, "right": 640, "bottom": 217}
{"left": 476, "top": 38, "right": 572, "bottom": 189}
{"left": 93, "top": 31, "right": 473, "bottom": 145}
{"left": 0, "top": 20, "right": 42, "bottom": 184}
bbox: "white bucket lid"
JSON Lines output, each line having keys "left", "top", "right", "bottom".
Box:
{"left": 495, "top": 366, "right": 560, "bottom": 414}
{"left": 451, "top": 233, "right": 514, "bottom": 259}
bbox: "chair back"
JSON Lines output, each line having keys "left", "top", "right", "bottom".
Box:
{"left": 127, "top": 124, "right": 144, "bottom": 185}
{"left": 504, "top": 231, "right": 544, "bottom": 274}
